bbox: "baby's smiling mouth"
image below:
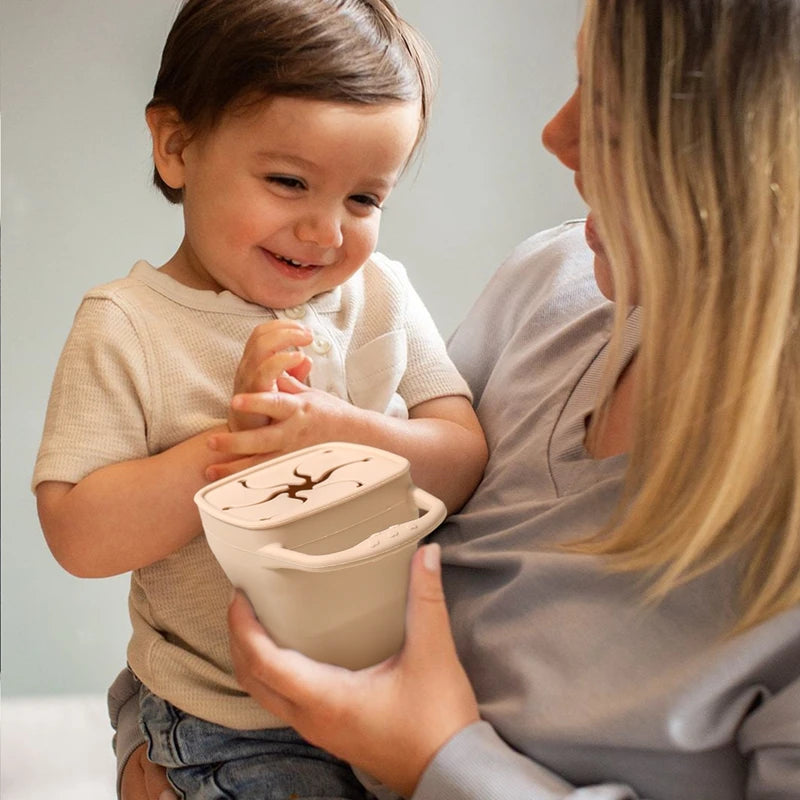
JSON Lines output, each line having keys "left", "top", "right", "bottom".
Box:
{"left": 271, "top": 251, "right": 316, "bottom": 269}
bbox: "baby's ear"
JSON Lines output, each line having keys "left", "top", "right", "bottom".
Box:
{"left": 146, "top": 106, "right": 189, "bottom": 190}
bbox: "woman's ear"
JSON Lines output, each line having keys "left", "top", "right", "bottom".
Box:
{"left": 146, "top": 106, "right": 189, "bottom": 190}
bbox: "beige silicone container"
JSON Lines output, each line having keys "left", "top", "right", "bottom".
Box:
{"left": 194, "top": 442, "right": 446, "bottom": 669}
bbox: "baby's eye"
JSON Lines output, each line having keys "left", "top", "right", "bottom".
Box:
{"left": 350, "top": 194, "right": 382, "bottom": 210}
{"left": 267, "top": 175, "right": 306, "bottom": 190}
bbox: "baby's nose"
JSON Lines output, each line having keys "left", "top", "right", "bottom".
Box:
{"left": 295, "top": 212, "right": 344, "bottom": 249}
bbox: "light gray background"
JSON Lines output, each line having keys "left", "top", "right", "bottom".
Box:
{"left": 1, "top": 0, "right": 584, "bottom": 697}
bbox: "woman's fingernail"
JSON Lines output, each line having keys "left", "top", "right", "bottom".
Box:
{"left": 207, "top": 436, "right": 219, "bottom": 450}
{"left": 423, "top": 543, "right": 441, "bottom": 573}
{"left": 159, "top": 790, "right": 178, "bottom": 800}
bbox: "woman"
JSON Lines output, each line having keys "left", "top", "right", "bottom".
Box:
{"left": 118, "top": 0, "right": 800, "bottom": 797}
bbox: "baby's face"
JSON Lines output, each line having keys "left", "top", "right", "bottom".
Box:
{"left": 169, "top": 95, "right": 420, "bottom": 309}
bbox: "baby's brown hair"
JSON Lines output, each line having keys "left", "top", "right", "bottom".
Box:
{"left": 147, "top": 0, "right": 437, "bottom": 203}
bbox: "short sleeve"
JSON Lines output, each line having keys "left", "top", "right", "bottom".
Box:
{"left": 371, "top": 254, "right": 471, "bottom": 409}
{"left": 447, "top": 222, "right": 593, "bottom": 406}
{"left": 33, "top": 296, "right": 152, "bottom": 489}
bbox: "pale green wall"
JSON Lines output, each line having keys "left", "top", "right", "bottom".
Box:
{"left": 1, "top": 0, "right": 584, "bottom": 695}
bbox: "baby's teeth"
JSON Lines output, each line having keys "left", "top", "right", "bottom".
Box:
{"left": 278, "top": 254, "right": 306, "bottom": 267}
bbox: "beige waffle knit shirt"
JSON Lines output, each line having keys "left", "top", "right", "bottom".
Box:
{"left": 33, "top": 253, "right": 470, "bottom": 729}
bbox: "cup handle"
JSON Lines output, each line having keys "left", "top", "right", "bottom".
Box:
{"left": 255, "top": 487, "right": 446, "bottom": 572}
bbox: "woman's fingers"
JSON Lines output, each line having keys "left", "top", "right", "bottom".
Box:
{"left": 228, "top": 591, "right": 359, "bottom": 714}
{"left": 225, "top": 547, "right": 480, "bottom": 796}
{"left": 402, "top": 544, "right": 456, "bottom": 661}
{"left": 227, "top": 591, "right": 320, "bottom": 720}
{"left": 402, "top": 545, "right": 481, "bottom": 741}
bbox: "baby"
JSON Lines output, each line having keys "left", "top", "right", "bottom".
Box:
{"left": 33, "top": 1, "right": 487, "bottom": 798}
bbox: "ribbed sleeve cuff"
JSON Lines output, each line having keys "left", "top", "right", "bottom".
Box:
{"left": 412, "top": 721, "right": 573, "bottom": 800}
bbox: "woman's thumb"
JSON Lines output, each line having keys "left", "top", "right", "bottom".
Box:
{"left": 403, "top": 544, "right": 454, "bottom": 655}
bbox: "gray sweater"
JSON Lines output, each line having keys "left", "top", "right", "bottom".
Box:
{"left": 111, "top": 222, "right": 800, "bottom": 799}
{"left": 415, "top": 222, "right": 800, "bottom": 799}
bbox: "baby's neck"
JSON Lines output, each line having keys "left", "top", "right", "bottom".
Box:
{"left": 158, "top": 240, "right": 224, "bottom": 293}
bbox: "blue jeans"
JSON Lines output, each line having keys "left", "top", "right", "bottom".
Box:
{"left": 139, "top": 688, "right": 373, "bottom": 800}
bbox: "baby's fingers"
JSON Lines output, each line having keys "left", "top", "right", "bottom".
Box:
{"left": 231, "top": 391, "right": 299, "bottom": 423}
{"left": 208, "top": 426, "right": 281, "bottom": 457}
{"left": 205, "top": 454, "right": 273, "bottom": 482}
{"left": 246, "top": 350, "right": 309, "bottom": 394}
{"left": 242, "top": 320, "right": 312, "bottom": 363}
{"left": 247, "top": 319, "right": 312, "bottom": 348}
{"left": 217, "top": 393, "right": 300, "bottom": 451}
{"left": 286, "top": 354, "right": 313, "bottom": 384}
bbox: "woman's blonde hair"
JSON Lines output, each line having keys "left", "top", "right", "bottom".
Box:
{"left": 578, "top": 0, "right": 800, "bottom": 632}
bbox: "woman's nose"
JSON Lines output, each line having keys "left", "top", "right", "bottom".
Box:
{"left": 295, "top": 210, "right": 344, "bottom": 249}
{"left": 542, "top": 88, "right": 581, "bottom": 172}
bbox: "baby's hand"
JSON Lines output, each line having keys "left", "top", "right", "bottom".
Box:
{"left": 207, "top": 376, "right": 356, "bottom": 481}
{"left": 230, "top": 320, "right": 313, "bottom": 432}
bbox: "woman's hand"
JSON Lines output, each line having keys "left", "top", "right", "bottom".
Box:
{"left": 228, "top": 543, "right": 480, "bottom": 798}
{"left": 120, "top": 743, "right": 177, "bottom": 800}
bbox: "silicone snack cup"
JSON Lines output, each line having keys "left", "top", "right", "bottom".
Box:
{"left": 194, "top": 442, "right": 447, "bottom": 668}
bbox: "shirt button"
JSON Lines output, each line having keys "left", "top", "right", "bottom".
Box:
{"left": 284, "top": 305, "right": 307, "bottom": 319}
{"left": 311, "top": 336, "right": 332, "bottom": 354}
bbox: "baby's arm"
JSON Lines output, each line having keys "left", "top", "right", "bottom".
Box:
{"left": 34, "top": 288, "right": 270, "bottom": 578}
{"left": 208, "top": 382, "right": 487, "bottom": 514}
{"left": 365, "top": 392, "right": 488, "bottom": 513}
{"left": 36, "top": 425, "right": 237, "bottom": 578}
